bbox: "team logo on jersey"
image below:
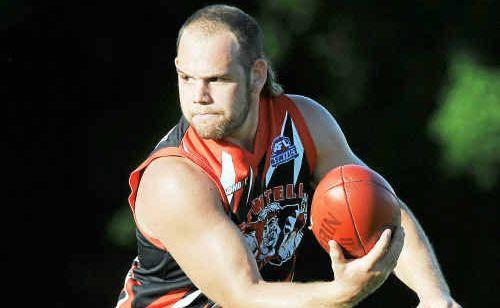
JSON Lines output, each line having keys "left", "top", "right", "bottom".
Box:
{"left": 240, "top": 192, "right": 308, "bottom": 267}
{"left": 270, "top": 136, "right": 298, "bottom": 167}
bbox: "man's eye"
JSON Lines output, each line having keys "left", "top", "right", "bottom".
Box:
{"left": 209, "top": 77, "right": 227, "bottom": 82}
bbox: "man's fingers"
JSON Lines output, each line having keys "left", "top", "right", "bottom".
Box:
{"left": 387, "top": 227, "right": 405, "bottom": 266}
{"left": 374, "top": 227, "right": 405, "bottom": 270}
{"left": 364, "top": 228, "right": 392, "bottom": 268}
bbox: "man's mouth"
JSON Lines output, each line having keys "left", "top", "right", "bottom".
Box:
{"left": 193, "top": 113, "right": 220, "bottom": 121}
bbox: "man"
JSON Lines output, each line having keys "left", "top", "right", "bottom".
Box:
{"left": 116, "top": 4, "right": 461, "bottom": 307}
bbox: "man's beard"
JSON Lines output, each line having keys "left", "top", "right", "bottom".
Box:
{"left": 192, "top": 85, "right": 252, "bottom": 140}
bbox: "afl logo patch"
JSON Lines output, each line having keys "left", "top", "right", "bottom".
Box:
{"left": 270, "top": 136, "right": 298, "bottom": 167}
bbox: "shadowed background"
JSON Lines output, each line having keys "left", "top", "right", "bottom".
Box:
{"left": 4, "top": 0, "right": 499, "bottom": 307}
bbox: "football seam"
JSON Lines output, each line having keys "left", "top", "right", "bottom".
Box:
{"left": 340, "top": 166, "right": 367, "bottom": 256}
{"left": 322, "top": 180, "right": 397, "bottom": 201}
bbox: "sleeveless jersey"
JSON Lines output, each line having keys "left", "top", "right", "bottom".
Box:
{"left": 116, "top": 94, "right": 317, "bottom": 308}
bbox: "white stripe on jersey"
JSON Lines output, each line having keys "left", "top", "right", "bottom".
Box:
{"left": 172, "top": 289, "right": 202, "bottom": 308}
{"left": 220, "top": 151, "right": 236, "bottom": 204}
{"left": 155, "top": 125, "right": 178, "bottom": 149}
{"left": 265, "top": 112, "right": 289, "bottom": 186}
{"left": 291, "top": 119, "right": 304, "bottom": 185}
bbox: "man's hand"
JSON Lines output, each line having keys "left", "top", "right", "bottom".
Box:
{"left": 328, "top": 227, "right": 405, "bottom": 306}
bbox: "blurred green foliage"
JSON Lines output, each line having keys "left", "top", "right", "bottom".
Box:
{"left": 107, "top": 205, "right": 136, "bottom": 248}
{"left": 429, "top": 51, "right": 500, "bottom": 190}
{"left": 258, "top": 0, "right": 318, "bottom": 62}
{"left": 257, "top": 1, "right": 366, "bottom": 114}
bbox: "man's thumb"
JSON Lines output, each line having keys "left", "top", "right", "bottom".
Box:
{"left": 329, "top": 240, "right": 345, "bottom": 263}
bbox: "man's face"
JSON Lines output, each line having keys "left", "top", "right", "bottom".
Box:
{"left": 175, "top": 28, "right": 251, "bottom": 139}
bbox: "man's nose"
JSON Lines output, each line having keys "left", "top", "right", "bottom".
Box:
{"left": 193, "top": 80, "right": 212, "bottom": 104}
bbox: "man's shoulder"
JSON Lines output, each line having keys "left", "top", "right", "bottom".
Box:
{"left": 284, "top": 93, "right": 333, "bottom": 122}
{"left": 285, "top": 93, "right": 315, "bottom": 104}
{"left": 136, "top": 155, "right": 223, "bottom": 219}
{"left": 134, "top": 156, "right": 226, "bottom": 244}
{"left": 142, "top": 156, "right": 216, "bottom": 196}
{"left": 283, "top": 93, "right": 347, "bottom": 152}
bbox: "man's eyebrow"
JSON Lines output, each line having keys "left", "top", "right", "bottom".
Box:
{"left": 176, "top": 69, "right": 230, "bottom": 79}
{"left": 176, "top": 68, "right": 189, "bottom": 75}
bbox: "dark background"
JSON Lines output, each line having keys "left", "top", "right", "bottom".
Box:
{"left": 4, "top": 1, "right": 499, "bottom": 307}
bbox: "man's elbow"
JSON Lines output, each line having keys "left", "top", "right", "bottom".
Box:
{"left": 220, "top": 280, "right": 268, "bottom": 308}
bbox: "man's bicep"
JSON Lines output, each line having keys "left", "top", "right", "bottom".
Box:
{"left": 135, "top": 157, "right": 261, "bottom": 306}
{"left": 289, "top": 94, "right": 365, "bottom": 184}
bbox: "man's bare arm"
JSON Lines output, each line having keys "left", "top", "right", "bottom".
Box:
{"left": 291, "top": 93, "right": 461, "bottom": 307}
{"left": 395, "top": 201, "right": 460, "bottom": 307}
{"left": 134, "top": 156, "right": 402, "bottom": 307}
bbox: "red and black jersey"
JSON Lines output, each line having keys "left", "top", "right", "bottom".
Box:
{"left": 116, "top": 94, "right": 317, "bottom": 307}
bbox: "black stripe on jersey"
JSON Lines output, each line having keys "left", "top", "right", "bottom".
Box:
{"left": 236, "top": 167, "right": 252, "bottom": 215}
{"left": 235, "top": 154, "right": 267, "bottom": 221}
{"left": 135, "top": 230, "right": 192, "bottom": 285}
{"left": 256, "top": 153, "right": 267, "bottom": 193}
{"left": 229, "top": 191, "right": 236, "bottom": 212}
{"left": 153, "top": 116, "right": 190, "bottom": 152}
{"left": 131, "top": 230, "right": 194, "bottom": 307}
{"left": 179, "top": 290, "right": 216, "bottom": 308}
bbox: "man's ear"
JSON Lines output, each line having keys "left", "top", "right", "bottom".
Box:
{"left": 250, "top": 59, "right": 268, "bottom": 93}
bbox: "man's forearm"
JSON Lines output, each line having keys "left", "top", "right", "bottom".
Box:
{"left": 239, "top": 228, "right": 404, "bottom": 308}
{"left": 394, "top": 201, "right": 451, "bottom": 297}
{"left": 241, "top": 280, "right": 357, "bottom": 308}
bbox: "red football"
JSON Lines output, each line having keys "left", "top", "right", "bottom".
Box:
{"left": 310, "top": 164, "right": 401, "bottom": 258}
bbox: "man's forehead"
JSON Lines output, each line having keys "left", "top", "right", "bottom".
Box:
{"left": 178, "top": 26, "right": 239, "bottom": 54}
{"left": 176, "top": 28, "right": 242, "bottom": 75}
